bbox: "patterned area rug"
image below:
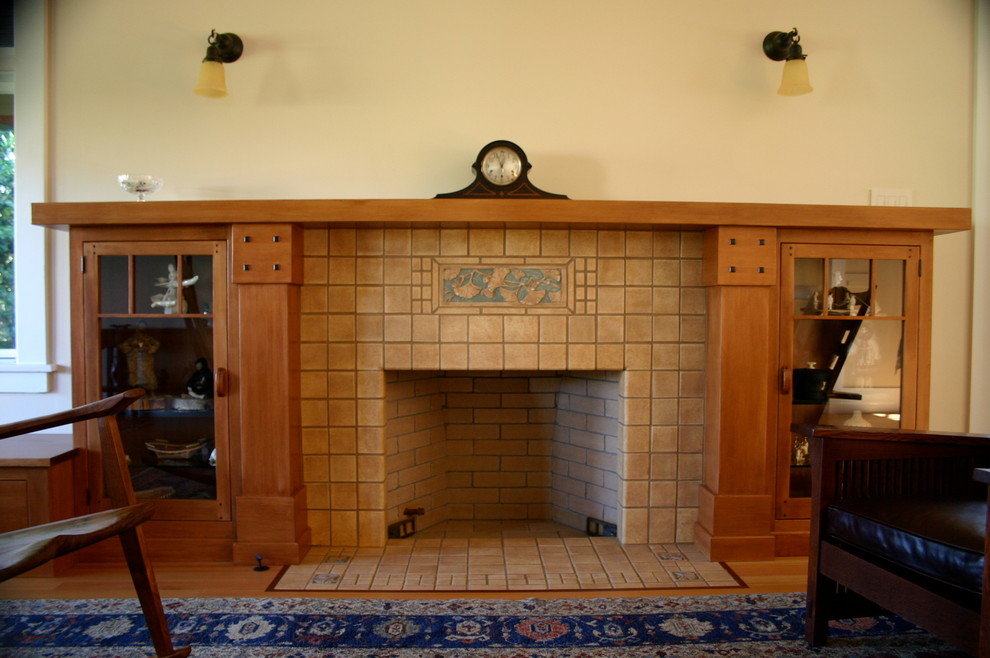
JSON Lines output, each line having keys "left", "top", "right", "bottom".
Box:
{"left": 0, "top": 592, "right": 965, "bottom": 657}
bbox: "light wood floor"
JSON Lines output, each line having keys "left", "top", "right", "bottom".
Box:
{"left": 0, "top": 553, "right": 808, "bottom": 601}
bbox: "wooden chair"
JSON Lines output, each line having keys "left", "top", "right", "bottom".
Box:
{"left": 0, "top": 388, "right": 190, "bottom": 658}
{"left": 798, "top": 423, "right": 990, "bottom": 656}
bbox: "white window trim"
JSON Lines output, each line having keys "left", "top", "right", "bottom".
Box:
{"left": 0, "top": 0, "right": 54, "bottom": 393}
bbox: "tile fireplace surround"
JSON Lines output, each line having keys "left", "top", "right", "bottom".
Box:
{"left": 299, "top": 227, "right": 706, "bottom": 547}
{"left": 36, "top": 198, "right": 969, "bottom": 562}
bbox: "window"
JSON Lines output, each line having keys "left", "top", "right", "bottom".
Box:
{"left": 0, "top": 1, "right": 54, "bottom": 392}
{"left": 0, "top": 95, "right": 11, "bottom": 350}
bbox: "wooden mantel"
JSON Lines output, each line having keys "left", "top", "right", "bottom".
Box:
{"left": 33, "top": 198, "right": 971, "bottom": 233}
{"left": 34, "top": 199, "right": 972, "bottom": 563}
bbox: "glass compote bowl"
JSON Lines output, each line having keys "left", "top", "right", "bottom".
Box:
{"left": 117, "top": 174, "right": 163, "bottom": 201}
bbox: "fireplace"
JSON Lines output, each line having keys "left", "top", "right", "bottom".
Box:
{"left": 384, "top": 370, "right": 621, "bottom": 535}
{"left": 300, "top": 226, "right": 707, "bottom": 547}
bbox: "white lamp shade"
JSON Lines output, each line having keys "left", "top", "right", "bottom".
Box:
{"left": 778, "top": 58, "right": 813, "bottom": 96}
{"left": 194, "top": 61, "right": 228, "bottom": 98}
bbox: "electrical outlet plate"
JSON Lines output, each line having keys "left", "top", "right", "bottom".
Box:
{"left": 870, "top": 188, "right": 914, "bottom": 207}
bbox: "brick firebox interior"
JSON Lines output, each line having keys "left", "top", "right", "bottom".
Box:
{"left": 299, "top": 227, "right": 706, "bottom": 547}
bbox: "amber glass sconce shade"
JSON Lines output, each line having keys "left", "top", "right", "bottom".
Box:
{"left": 194, "top": 30, "right": 243, "bottom": 98}
{"left": 763, "top": 28, "right": 813, "bottom": 96}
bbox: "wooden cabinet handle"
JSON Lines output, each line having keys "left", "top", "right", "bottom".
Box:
{"left": 780, "top": 367, "right": 791, "bottom": 395}
{"left": 215, "top": 367, "right": 228, "bottom": 398}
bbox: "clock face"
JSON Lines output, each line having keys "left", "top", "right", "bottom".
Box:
{"left": 480, "top": 146, "right": 523, "bottom": 186}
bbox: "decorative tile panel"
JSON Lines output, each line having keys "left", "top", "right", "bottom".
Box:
{"left": 433, "top": 259, "right": 575, "bottom": 313}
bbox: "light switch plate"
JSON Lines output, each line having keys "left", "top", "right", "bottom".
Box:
{"left": 870, "top": 188, "right": 914, "bottom": 206}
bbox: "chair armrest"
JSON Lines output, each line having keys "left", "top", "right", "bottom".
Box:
{"left": 973, "top": 468, "right": 990, "bottom": 486}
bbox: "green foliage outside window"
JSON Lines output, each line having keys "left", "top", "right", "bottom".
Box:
{"left": 0, "top": 130, "right": 13, "bottom": 349}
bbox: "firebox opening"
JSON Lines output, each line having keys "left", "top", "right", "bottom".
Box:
{"left": 385, "top": 370, "right": 620, "bottom": 537}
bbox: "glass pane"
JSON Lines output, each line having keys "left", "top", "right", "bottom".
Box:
{"left": 135, "top": 255, "right": 180, "bottom": 314}
{"left": 875, "top": 259, "right": 905, "bottom": 317}
{"left": 101, "top": 316, "right": 217, "bottom": 500}
{"left": 794, "top": 258, "right": 824, "bottom": 316}
{"left": 789, "top": 317, "right": 904, "bottom": 498}
{"left": 99, "top": 255, "right": 130, "bottom": 314}
{"left": 827, "top": 259, "right": 870, "bottom": 316}
{"left": 180, "top": 255, "right": 214, "bottom": 315}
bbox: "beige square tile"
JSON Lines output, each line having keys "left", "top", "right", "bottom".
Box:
{"left": 597, "top": 287, "right": 624, "bottom": 314}
{"left": 504, "top": 316, "right": 539, "bottom": 343}
{"left": 441, "top": 315, "right": 468, "bottom": 342}
{"left": 327, "top": 315, "right": 355, "bottom": 342}
{"left": 301, "top": 399, "right": 329, "bottom": 427}
{"left": 469, "top": 229, "right": 504, "bottom": 256}
{"left": 440, "top": 343, "right": 468, "bottom": 369}
{"left": 355, "top": 315, "right": 384, "bottom": 342}
{"left": 539, "top": 316, "right": 567, "bottom": 342}
{"left": 541, "top": 230, "right": 570, "bottom": 256}
{"left": 355, "top": 257, "right": 384, "bottom": 284}
{"left": 327, "top": 286, "right": 356, "bottom": 313}
{"left": 384, "top": 229, "right": 412, "bottom": 256}
{"left": 305, "top": 229, "right": 330, "bottom": 256}
{"left": 384, "top": 286, "right": 412, "bottom": 314}
{"left": 570, "top": 230, "right": 597, "bottom": 256}
{"left": 651, "top": 426, "right": 678, "bottom": 452}
{"left": 300, "top": 343, "right": 328, "bottom": 370}
{"left": 652, "top": 315, "right": 679, "bottom": 342}
{"left": 597, "top": 344, "right": 624, "bottom": 369}
{"left": 598, "top": 258, "right": 625, "bottom": 285}
{"left": 356, "top": 343, "right": 384, "bottom": 370}
{"left": 568, "top": 316, "right": 596, "bottom": 342}
{"left": 383, "top": 343, "right": 412, "bottom": 370}
{"left": 412, "top": 343, "right": 441, "bottom": 370}
{"left": 681, "top": 287, "right": 706, "bottom": 315}
{"left": 469, "top": 315, "right": 503, "bottom": 342}
{"left": 440, "top": 229, "right": 468, "bottom": 255}
{"left": 598, "top": 231, "right": 625, "bottom": 257}
{"left": 331, "top": 511, "right": 359, "bottom": 546}
{"left": 653, "top": 287, "right": 680, "bottom": 314}
{"left": 355, "top": 286, "right": 383, "bottom": 314}
{"left": 504, "top": 343, "right": 539, "bottom": 370}
{"left": 411, "top": 229, "right": 439, "bottom": 255}
{"left": 355, "top": 229, "right": 384, "bottom": 256}
{"left": 624, "top": 343, "right": 651, "bottom": 370}
{"left": 505, "top": 229, "right": 540, "bottom": 255}
{"left": 568, "top": 344, "right": 595, "bottom": 370}
{"left": 301, "top": 286, "right": 329, "bottom": 314}
{"left": 412, "top": 315, "right": 440, "bottom": 342}
{"left": 328, "top": 257, "right": 356, "bottom": 285}
{"left": 625, "top": 287, "right": 653, "bottom": 314}
{"left": 469, "top": 343, "right": 503, "bottom": 369}
{"left": 596, "top": 316, "right": 624, "bottom": 343}
{"left": 625, "top": 257, "right": 653, "bottom": 280}
{"left": 384, "top": 257, "right": 412, "bottom": 285}
{"left": 329, "top": 428, "right": 357, "bottom": 454}
{"left": 383, "top": 315, "right": 412, "bottom": 342}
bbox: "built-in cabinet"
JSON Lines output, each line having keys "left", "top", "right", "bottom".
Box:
{"left": 80, "top": 239, "right": 230, "bottom": 523}
{"left": 68, "top": 224, "right": 309, "bottom": 564}
{"left": 776, "top": 242, "right": 922, "bottom": 521}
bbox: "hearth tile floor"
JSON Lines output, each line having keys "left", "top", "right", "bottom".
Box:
{"left": 270, "top": 521, "right": 742, "bottom": 592}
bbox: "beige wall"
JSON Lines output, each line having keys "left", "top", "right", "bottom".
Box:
{"left": 13, "top": 1, "right": 979, "bottom": 429}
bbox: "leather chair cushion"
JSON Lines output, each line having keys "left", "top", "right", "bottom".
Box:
{"left": 826, "top": 496, "right": 986, "bottom": 594}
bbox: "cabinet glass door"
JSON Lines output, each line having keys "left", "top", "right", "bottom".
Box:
{"left": 84, "top": 242, "right": 228, "bottom": 521}
{"left": 777, "top": 244, "right": 919, "bottom": 518}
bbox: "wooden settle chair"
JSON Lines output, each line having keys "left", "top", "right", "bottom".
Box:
{"left": 0, "top": 388, "right": 191, "bottom": 658}
{"left": 798, "top": 423, "right": 990, "bottom": 656}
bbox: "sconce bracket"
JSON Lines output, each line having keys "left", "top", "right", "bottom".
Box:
{"left": 208, "top": 31, "right": 243, "bottom": 64}
{"left": 763, "top": 30, "right": 796, "bottom": 61}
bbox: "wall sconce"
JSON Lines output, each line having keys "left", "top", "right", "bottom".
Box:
{"left": 762, "top": 28, "right": 812, "bottom": 96}
{"left": 193, "top": 30, "right": 243, "bottom": 98}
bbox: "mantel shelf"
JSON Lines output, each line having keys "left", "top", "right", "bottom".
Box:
{"left": 33, "top": 199, "right": 971, "bottom": 233}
